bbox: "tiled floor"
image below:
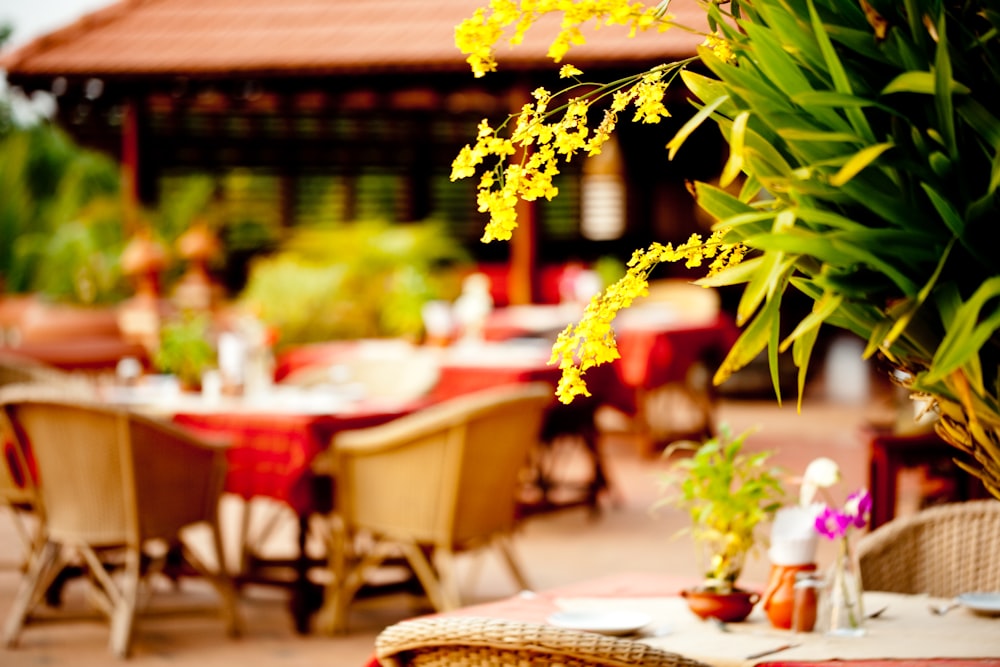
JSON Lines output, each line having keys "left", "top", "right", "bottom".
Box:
{"left": 0, "top": 336, "right": 915, "bottom": 666}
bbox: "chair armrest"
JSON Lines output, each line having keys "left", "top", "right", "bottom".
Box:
{"left": 129, "top": 413, "right": 230, "bottom": 541}
{"left": 333, "top": 382, "right": 553, "bottom": 456}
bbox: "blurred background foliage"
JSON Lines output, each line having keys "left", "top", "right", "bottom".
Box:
{"left": 0, "top": 122, "right": 126, "bottom": 303}
{"left": 0, "top": 74, "right": 472, "bottom": 344}
{"left": 238, "top": 220, "right": 471, "bottom": 347}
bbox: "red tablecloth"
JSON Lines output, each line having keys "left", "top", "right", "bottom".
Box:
{"left": 481, "top": 305, "right": 739, "bottom": 393}
{"left": 614, "top": 313, "right": 739, "bottom": 390}
{"left": 172, "top": 405, "right": 418, "bottom": 515}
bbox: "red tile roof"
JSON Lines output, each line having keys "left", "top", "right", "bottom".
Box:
{"left": 2, "top": 0, "right": 708, "bottom": 80}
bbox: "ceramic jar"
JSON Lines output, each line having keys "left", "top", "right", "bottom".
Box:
{"left": 761, "top": 562, "right": 817, "bottom": 629}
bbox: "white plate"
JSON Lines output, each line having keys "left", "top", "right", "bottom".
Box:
{"left": 957, "top": 592, "right": 1000, "bottom": 616}
{"left": 547, "top": 609, "right": 653, "bottom": 636}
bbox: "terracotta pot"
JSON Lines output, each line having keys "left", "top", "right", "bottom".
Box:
{"left": 761, "top": 562, "right": 817, "bottom": 629}
{"left": 680, "top": 587, "right": 760, "bottom": 623}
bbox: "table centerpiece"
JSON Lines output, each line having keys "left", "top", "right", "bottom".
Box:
{"left": 654, "top": 424, "right": 785, "bottom": 621}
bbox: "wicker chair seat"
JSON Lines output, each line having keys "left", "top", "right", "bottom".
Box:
{"left": 375, "top": 616, "right": 712, "bottom": 667}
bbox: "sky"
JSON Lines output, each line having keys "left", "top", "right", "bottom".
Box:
{"left": 1, "top": 0, "right": 115, "bottom": 49}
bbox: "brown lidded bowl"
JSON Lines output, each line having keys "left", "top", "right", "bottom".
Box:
{"left": 681, "top": 587, "right": 760, "bottom": 623}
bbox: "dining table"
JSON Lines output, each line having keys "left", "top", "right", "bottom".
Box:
{"left": 272, "top": 337, "right": 613, "bottom": 515}
{"left": 107, "top": 382, "right": 429, "bottom": 633}
{"left": 481, "top": 302, "right": 740, "bottom": 450}
{"left": 371, "top": 571, "right": 1000, "bottom": 667}
{"left": 108, "top": 338, "right": 593, "bottom": 633}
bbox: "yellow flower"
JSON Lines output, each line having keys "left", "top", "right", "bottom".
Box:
{"left": 703, "top": 32, "right": 736, "bottom": 65}
{"left": 453, "top": 1, "right": 748, "bottom": 403}
{"left": 559, "top": 64, "right": 583, "bottom": 78}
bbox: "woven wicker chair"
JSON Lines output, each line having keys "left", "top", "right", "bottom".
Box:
{"left": 0, "top": 394, "right": 242, "bottom": 658}
{"left": 857, "top": 499, "right": 1000, "bottom": 597}
{"left": 374, "top": 616, "right": 713, "bottom": 667}
{"left": 315, "top": 383, "right": 554, "bottom": 634}
{"left": 0, "top": 383, "right": 99, "bottom": 572}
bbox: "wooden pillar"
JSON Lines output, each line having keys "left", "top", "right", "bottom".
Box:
{"left": 120, "top": 97, "right": 142, "bottom": 235}
{"left": 508, "top": 84, "right": 538, "bottom": 305}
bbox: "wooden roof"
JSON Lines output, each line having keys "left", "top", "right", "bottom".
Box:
{"left": 2, "top": 0, "right": 708, "bottom": 84}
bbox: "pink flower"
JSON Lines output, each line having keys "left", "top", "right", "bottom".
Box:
{"left": 815, "top": 506, "right": 852, "bottom": 539}
{"left": 845, "top": 489, "right": 872, "bottom": 528}
{"left": 814, "top": 488, "right": 871, "bottom": 540}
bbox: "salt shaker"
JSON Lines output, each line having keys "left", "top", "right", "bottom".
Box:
{"left": 791, "top": 571, "right": 823, "bottom": 633}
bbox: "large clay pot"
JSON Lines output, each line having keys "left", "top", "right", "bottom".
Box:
{"left": 761, "top": 562, "right": 817, "bottom": 630}
{"left": 680, "top": 587, "right": 760, "bottom": 623}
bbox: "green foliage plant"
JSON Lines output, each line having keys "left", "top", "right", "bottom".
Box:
{"left": 152, "top": 312, "right": 216, "bottom": 389}
{"left": 0, "top": 124, "right": 127, "bottom": 302}
{"left": 238, "top": 220, "right": 470, "bottom": 347}
{"left": 655, "top": 424, "right": 785, "bottom": 593}
{"left": 452, "top": 0, "right": 1000, "bottom": 496}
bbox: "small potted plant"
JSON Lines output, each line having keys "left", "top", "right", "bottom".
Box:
{"left": 152, "top": 311, "right": 216, "bottom": 390}
{"left": 655, "top": 424, "right": 785, "bottom": 622}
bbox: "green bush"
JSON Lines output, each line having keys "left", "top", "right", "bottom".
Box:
{"left": 238, "top": 220, "right": 471, "bottom": 347}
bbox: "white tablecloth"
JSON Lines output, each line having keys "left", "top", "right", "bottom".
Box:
{"left": 555, "top": 591, "right": 1000, "bottom": 666}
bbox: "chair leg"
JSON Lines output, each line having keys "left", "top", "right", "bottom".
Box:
{"left": 181, "top": 538, "right": 243, "bottom": 638}
{"left": 3, "top": 540, "right": 61, "bottom": 648}
{"left": 108, "top": 548, "right": 141, "bottom": 659}
{"left": 495, "top": 534, "right": 530, "bottom": 592}
{"left": 316, "top": 524, "right": 385, "bottom": 635}
{"left": 395, "top": 542, "right": 448, "bottom": 612}
{"left": 430, "top": 547, "right": 461, "bottom": 611}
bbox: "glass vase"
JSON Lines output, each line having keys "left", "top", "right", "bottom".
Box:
{"left": 820, "top": 535, "right": 866, "bottom": 636}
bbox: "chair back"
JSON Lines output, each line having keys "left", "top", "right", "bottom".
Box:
{"left": 5, "top": 399, "right": 135, "bottom": 547}
{"left": 2, "top": 397, "right": 226, "bottom": 548}
{"left": 375, "top": 616, "right": 712, "bottom": 667}
{"left": 334, "top": 382, "right": 552, "bottom": 547}
{"left": 281, "top": 341, "right": 441, "bottom": 401}
{"left": 857, "top": 499, "right": 1000, "bottom": 597}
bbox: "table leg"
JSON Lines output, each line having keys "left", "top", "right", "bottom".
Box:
{"left": 868, "top": 437, "right": 896, "bottom": 530}
{"left": 288, "top": 514, "right": 323, "bottom": 634}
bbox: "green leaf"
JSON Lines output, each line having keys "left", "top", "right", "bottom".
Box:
{"left": 739, "top": 21, "right": 851, "bottom": 134}
{"left": 957, "top": 97, "right": 1000, "bottom": 148}
{"left": 777, "top": 130, "right": 864, "bottom": 143}
{"left": 720, "top": 111, "right": 750, "bottom": 187}
{"left": 792, "top": 323, "right": 821, "bottom": 412}
{"left": 790, "top": 91, "right": 894, "bottom": 113}
{"left": 780, "top": 290, "right": 843, "bottom": 354}
{"left": 926, "top": 277, "right": 1000, "bottom": 386}
{"left": 695, "top": 256, "right": 768, "bottom": 288}
{"left": 881, "top": 238, "right": 953, "bottom": 350}
{"left": 880, "top": 71, "right": 970, "bottom": 96}
{"left": 918, "top": 184, "right": 964, "bottom": 238}
{"left": 693, "top": 182, "right": 759, "bottom": 222}
{"left": 736, "top": 249, "right": 788, "bottom": 326}
{"left": 713, "top": 281, "right": 786, "bottom": 387}
{"left": 744, "top": 230, "right": 922, "bottom": 294}
{"left": 793, "top": 206, "right": 870, "bottom": 231}
{"left": 933, "top": 11, "right": 957, "bottom": 159}
{"left": 805, "top": 0, "right": 874, "bottom": 142}
{"left": 829, "top": 142, "right": 893, "bottom": 187}
{"left": 667, "top": 92, "right": 730, "bottom": 160}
